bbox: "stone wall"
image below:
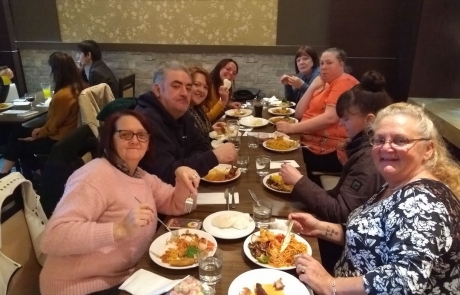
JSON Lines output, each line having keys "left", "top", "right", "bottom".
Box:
{"left": 21, "top": 49, "right": 294, "bottom": 98}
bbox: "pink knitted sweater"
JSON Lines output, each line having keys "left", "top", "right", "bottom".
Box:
{"left": 40, "top": 158, "right": 193, "bottom": 295}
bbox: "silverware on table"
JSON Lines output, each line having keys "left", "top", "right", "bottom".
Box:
{"left": 224, "top": 188, "right": 230, "bottom": 210}
{"left": 280, "top": 220, "right": 294, "bottom": 253}
{"left": 248, "top": 189, "right": 261, "bottom": 206}
{"left": 135, "top": 197, "right": 177, "bottom": 237}
{"left": 184, "top": 194, "right": 194, "bottom": 214}
{"left": 231, "top": 187, "right": 236, "bottom": 209}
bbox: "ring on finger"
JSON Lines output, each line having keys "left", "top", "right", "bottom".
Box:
{"left": 193, "top": 173, "right": 198, "bottom": 179}
{"left": 299, "top": 264, "right": 306, "bottom": 274}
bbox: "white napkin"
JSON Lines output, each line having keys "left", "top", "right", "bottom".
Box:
{"left": 13, "top": 101, "right": 30, "bottom": 106}
{"left": 119, "top": 269, "right": 187, "bottom": 295}
{"left": 270, "top": 160, "right": 300, "bottom": 169}
{"left": 197, "top": 192, "right": 240, "bottom": 205}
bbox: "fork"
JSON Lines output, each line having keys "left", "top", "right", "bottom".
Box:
{"left": 135, "top": 197, "right": 178, "bottom": 238}
{"left": 184, "top": 194, "right": 194, "bottom": 214}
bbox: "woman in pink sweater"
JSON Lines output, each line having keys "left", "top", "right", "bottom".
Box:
{"left": 40, "top": 110, "right": 200, "bottom": 295}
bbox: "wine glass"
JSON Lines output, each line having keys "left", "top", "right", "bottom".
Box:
{"left": 24, "top": 93, "right": 36, "bottom": 110}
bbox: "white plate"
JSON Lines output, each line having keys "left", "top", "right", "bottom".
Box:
{"left": 268, "top": 116, "right": 299, "bottom": 125}
{"left": 0, "top": 103, "right": 13, "bottom": 111}
{"left": 262, "top": 173, "right": 293, "bottom": 194}
{"left": 243, "top": 229, "right": 312, "bottom": 270}
{"left": 271, "top": 100, "right": 296, "bottom": 107}
{"left": 209, "top": 130, "right": 241, "bottom": 140}
{"left": 238, "top": 117, "right": 269, "bottom": 128}
{"left": 262, "top": 139, "right": 300, "bottom": 153}
{"left": 149, "top": 229, "right": 218, "bottom": 270}
{"left": 268, "top": 107, "right": 295, "bottom": 116}
{"left": 203, "top": 211, "right": 256, "bottom": 239}
{"left": 225, "top": 109, "right": 252, "bottom": 118}
{"left": 228, "top": 269, "right": 313, "bottom": 295}
{"left": 202, "top": 164, "right": 241, "bottom": 183}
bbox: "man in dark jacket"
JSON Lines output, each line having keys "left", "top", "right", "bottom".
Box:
{"left": 135, "top": 61, "right": 237, "bottom": 184}
{"left": 76, "top": 40, "right": 119, "bottom": 97}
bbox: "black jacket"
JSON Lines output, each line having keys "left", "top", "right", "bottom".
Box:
{"left": 135, "top": 92, "right": 218, "bottom": 184}
{"left": 292, "top": 131, "right": 385, "bottom": 223}
{"left": 82, "top": 60, "right": 119, "bottom": 98}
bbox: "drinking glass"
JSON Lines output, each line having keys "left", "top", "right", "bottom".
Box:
{"left": 244, "top": 100, "right": 254, "bottom": 110}
{"left": 199, "top": 248, "right": 223, "bottom": 285}
{"left": 237, "top": 153, "right": 249, "bottom": 173}
{"left": 253, "top": 98, "right": 263, "bottom": 118}
{"left": 24, "top": 93, "right": 36, "bottom": 110}
{"left": 227, "top": 119, "right": 239, "bottom": 137}
{"left": 256, "top": 155, "right": 270, "bottom": 176}
{"left": 228, "top": 135, "right": 241, "bottom": 152}
{"left": 40, "top": 82, "right": 52, "bottom": 99}
{"left": 253, "top": 200, "right": 273, "bottom": 228}
{"left": 247, "top": 132, "right": 259, "bottom": 149}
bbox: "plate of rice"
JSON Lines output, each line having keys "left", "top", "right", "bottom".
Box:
{"left": 262, "top": 136, "right": 299, "bottom": 152}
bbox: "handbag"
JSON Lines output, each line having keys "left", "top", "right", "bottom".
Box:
{"left": 232, "top": 87, "right": 265, "bottom": 102}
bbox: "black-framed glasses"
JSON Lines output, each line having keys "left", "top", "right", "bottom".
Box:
{"left": 116, "top": 130, "right": 150, "bottom": 142}
{"left": 370, "top": 136, "right": 430, "bottom": 148}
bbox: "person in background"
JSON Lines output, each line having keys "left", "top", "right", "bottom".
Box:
{"left": 202, "top": 58, "right": 241, "bottom": 123}
{"left": 276, "top": 48, "right": 359, "bottom": 185}
{"left": 76, "top": 40, "right": 119, "bottom": 97}
{"left": 40, "top": 110, "right": 200, "bottom": 295}
{"left": 280, "top": 70, "right": 392, "bottom": 274}
{"left": 0, "top": 52, "right": 84, "bottom": 179}
{"left": 135, "top": 61, "right": 237, "bottom": 184}
{"left": 280, "top": 46, "right": 320, "bottom": 104}
{"left": 188, "top": 66, "right": 227, "bottom": 142}
{"left": 292, "top": 102, "right": 460, "bottom": 295}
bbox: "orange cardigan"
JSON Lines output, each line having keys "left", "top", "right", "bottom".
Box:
{"left": 203, "top": 87, "right": 225, "bottom": 123}
{"left": 300, "top": 74, "right": 359, "bottom": 164}
{"left": 38, "top": 86, "right": 79, "bottom": 141}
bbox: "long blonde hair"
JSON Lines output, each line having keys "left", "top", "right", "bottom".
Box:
{"left": 371, "top": 102, "right": 460, "bottom": 198}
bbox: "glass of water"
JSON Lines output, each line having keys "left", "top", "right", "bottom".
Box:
{"left": 247, "top": 132, "right": 259, "bottom": 149}
{"left": 253, "top": 200, "right": 273, "bottom": 228}
{"left": 228, "top": 135, "right": 241, "bottom": 152}
{"left": 256, "top": 155, "right": 270, "bottom": 176}
{"left": 237, "top": 152, "right": 249, "bottom": 173}
{"left": 199, "top": 248, "right": 223, "bottom": 285}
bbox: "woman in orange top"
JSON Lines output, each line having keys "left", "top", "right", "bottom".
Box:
{"left": 0, "top": 52, "right": 85, "bottom": 179}
{"left": 276, "top": 48, "right": 359, "bottom": 184}
{"left": 202, "top": 58, "right": 242, "bottom": 123}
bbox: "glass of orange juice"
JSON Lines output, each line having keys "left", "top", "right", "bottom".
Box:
{"left": 40, "top": 82, "right": 52, "bottom": 99}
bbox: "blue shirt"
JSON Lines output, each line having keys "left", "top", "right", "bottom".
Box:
{"left": 284, "top": 66, "right": 320, "bottom": 104}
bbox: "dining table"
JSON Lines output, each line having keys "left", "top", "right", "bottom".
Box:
{"left": 119, "top": 107, "right": 320, "bottom": 295}
{"left": 0, "top": 91, "right": 49, "bottom": 124}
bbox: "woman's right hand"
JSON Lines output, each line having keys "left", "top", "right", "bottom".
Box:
{"left": 218, "top": 86, "right": 230, "bottom": 105}
{"left": 279, "top": 164, "right": 303, "bottom": 185}
{"left": 309, "top": 76, "right": 326, "bottom": 91}
{"left": 288, "top": 212, "right": 321, "bottom": 237}
{"left": 280, "top": 74, "right": 290, "bottom": 85}
{"left": 113, "top": 203, "right": 155, "bottom": 240}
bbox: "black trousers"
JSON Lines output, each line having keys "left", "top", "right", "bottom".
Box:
{"left": 3, "top": 125, "right": 57, "bottom": 171}
{"left": 88, "top": 285, "right": 121, "bottom": 295}
{"left": 302, "top": 147, "right": 343, "bottom": 186}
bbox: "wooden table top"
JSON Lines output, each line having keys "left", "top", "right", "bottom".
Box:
{"left": 120, "top": 109, "right": 317, "bottom": 295}
{"left": 0, "top": 92, "right": 48, "bottom": 124}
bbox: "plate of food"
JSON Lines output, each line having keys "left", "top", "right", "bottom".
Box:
{"left": 0, "top": 103, "right": 13, "bottom": 111}
{"left": 268, "top": 107, "right": 295, "bottom": 116}
{"left": 225, "top": 108, "right": 252, "bottom": 118}
{"left": 263, "top": 136, "right": 300, "bottom": 152}
{"left": 202, "top": 164, "right": 240, "bottom": 183}
{"left": 228, "top": 269, "right": 313, "bottom": 295}
{"left": 263, "top": 173, "right": 294, "bottom": 194}
{"left": 209, "top": 130, "right": 241, "bottom": 140}
{"left": 149, "top": 229, "right": 217, "bottom": 269}
{"left": 203, "top": 211, "right": 256, "bottom": 239}
{"left": 270, "top": 100, "right": 296, "bottom": 108}
{"left": 238, "top": 117, "right": 269, "bottom": 128}
{"left": 243, "top": 228, "right": 311, "bottom": 270}
{"left": 268, "top": 116, "right": 299, "bottom": 125}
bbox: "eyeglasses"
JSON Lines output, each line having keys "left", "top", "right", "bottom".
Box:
{"left": 116, "top": 130, "right": 150, "bottom": 142}
{"left": 370, "top": 136, "right": 430, "bottom": 148}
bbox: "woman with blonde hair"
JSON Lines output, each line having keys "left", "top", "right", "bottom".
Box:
{"left": 290, "top": 102, "right": 460, "bottom": 294}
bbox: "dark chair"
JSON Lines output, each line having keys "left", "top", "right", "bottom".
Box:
{"left": 118, "top": 74, "right": 135, "bottom": 98}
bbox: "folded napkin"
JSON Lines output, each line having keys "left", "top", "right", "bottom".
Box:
{"left": 197, "top": 192, "right": 240, "bottom": 205}
{"left": 270, "top": 160, "right": 300, "bottom": 169}
{"left": 13, "top": 101, "right": 30, "bottom": 106}
{"left": 119, "top": 269, "right": 187, "bottom": 295}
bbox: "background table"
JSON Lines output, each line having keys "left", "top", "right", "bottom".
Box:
{"left": 0, "top": 91, "right": 48, "bottom": 124}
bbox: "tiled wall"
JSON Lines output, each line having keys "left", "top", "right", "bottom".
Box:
{"left": 56, "top": 0, "right": 278, "bottom": 45}
{"left": 21, "top": 49, "right": 295, "bottom": 98}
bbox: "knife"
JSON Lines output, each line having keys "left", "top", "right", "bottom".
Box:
{"left": 280, "top": 220, "right": 294, "bottom": 253}
{"left": 231, "top": 187, "right": 236, "bottom": 209}
{"left": 224, "top": 188, "right": 229, "bottom": 210}
{"left": 248, "top": 189, "right": 261, "bottom": 206}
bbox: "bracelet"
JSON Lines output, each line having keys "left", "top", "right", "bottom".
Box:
{"left": 332, "top": 278, "right": 336, "bottom": 295}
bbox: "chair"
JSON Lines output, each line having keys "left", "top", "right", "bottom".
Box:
{"left": 118, "top": 74, "right": 135, "bottom": 98}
